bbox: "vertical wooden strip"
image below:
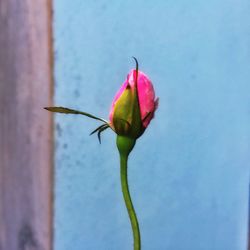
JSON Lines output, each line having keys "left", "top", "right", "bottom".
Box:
{"left": 248, "top": 184, "right": 250, "bottom": 250}
{"left": 0, "top": 0, "right": 53, "bottom": 249}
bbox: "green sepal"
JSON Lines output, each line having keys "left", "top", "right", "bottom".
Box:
{"left": 90, "top": 123, "right": 110, "bottom": 144}
{"left": 112, "top": 87, "right": 134, "bottom": 135}
{"left": 112, "top": 59, "right": 143, "bottom": 139}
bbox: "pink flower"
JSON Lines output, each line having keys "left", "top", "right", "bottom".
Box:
{"left": 45, "top": 58, "right": 158, "bottom": 143}
{"left": 109, "top": 65, "right": 158, "bottom": 139}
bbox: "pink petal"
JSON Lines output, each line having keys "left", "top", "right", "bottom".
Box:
{"left": 128, "top": 70, "right": 158, "bottom": 127}
{"left": 109, "top": 69, "right": 158, "bottom": 129}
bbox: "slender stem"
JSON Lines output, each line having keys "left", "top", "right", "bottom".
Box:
{"left": 120, "top": 153, "right": 141, "bottom": 250}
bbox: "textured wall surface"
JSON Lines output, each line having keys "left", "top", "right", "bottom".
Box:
{"left": 0, "top": 0, "right": 54, "bottom": 249}
{"left": 53, "top": 1, "right": 250, "bottom": 249}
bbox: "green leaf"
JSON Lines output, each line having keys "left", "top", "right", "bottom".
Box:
{"left": 44, "top": 106, "right": 108, "bottom": 124}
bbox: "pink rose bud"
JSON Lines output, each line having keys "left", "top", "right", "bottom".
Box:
{"left": 109, "top": 60, "right": 158, "bottom": 139}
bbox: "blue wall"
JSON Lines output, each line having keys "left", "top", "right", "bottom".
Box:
{"left": 53, "top": 1, "right": 250, "bottom": 249}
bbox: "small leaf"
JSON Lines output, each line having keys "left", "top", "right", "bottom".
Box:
{"left": 44, "top": 106, "right": 108, "bottom": 124}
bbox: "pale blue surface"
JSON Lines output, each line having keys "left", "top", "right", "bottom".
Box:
{"left": 53, "top": 1, "right": 250, "bottom": 249}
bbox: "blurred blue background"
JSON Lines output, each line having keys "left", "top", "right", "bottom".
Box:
{"left": 53, "top": 1, "right": 250, "bottom": 249}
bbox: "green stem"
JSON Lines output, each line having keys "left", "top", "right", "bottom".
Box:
{"left": 117, "top": 136, "right": 141, "bottom": 250}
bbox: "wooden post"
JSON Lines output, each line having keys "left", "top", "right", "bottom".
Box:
{"left": 248, "top": 184, "right": 250, "bottom": 250}
{"left": 0, "top": 0, "right": 54, "bottom": 249}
